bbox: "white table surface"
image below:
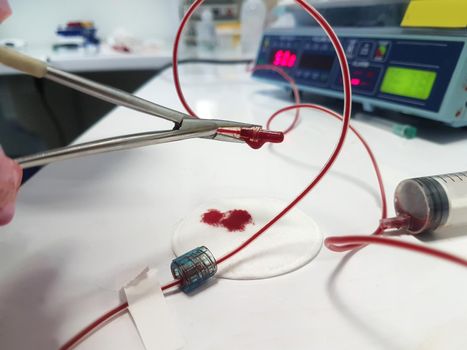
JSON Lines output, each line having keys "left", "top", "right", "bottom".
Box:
{"left": 1, "top": 65, "right": 467, "bottom": 350}
{"left": 46, "top": 45, "right": 172, "bottom": 73}
{"left": 0, "top": 45, "right": 171, "bottom": 75}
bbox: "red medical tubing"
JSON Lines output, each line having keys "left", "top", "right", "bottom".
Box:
{"left": 61, "top": 1, "right": 467, "bottom": 348}
{"left": 266, "top": 103, "right": 388, "bottom": 222}
{"left": 59, "top": 280, "right": 180, "bottom": 350}
{"left": 61, "top": 2, "right": 353, "bottom": 347}
{"left": 172, "top": 0, "right": 467, "bottom": 265}
{"left": 172, "top": 0, "right": 204, "bottom": 117}
{"left": 172, "top": 0, "right": 304, "bottom": 126}
{"left": 173, "top": 0, "right": 353, "bottom": 263}
{"left": 250, "top": 64, "right": 301, "bottom": 133}
{"left": 267, "top": 103, "right": 467, "bottom": 265}
{"left": 267, "top": 103, "right": 387, "bottom": 252}
{"left": 216, "top": 0, "right": 353, "bottom": 265}
{"left": 324, "top": 236, "right": 467, "bottom": 267}
{"left": 216, "top": 64, "right": 300, "bottom": 146}
{"left": 217, "top": 127, "right": 285, "bottom": 149}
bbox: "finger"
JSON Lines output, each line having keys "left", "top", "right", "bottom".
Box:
{"left": 0, "top": 201, "right": 15, "bottom": 226}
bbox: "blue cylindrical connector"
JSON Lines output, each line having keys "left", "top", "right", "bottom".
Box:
{"left": 171, "top": 246, "right": 217, "bottom": 293}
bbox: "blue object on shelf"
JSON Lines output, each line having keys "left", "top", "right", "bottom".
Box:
{"left": 171, "top": 246, "right": 217, "bottom": 293}
{"left": 56, "top": 21, "right": 100, "bottom": 49}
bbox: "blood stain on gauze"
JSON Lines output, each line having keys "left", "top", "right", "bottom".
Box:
{"left": 173, "top": 198, "right": 322, "bottom": 279}
{"left": 201, "top": 209, "right": 253, "bottom": 232}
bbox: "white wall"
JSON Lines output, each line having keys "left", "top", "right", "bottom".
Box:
{"left": 0, "top": 0, "right": 180, "bottom": 47}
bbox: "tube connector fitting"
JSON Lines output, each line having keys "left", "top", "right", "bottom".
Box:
{"left": 170, "top": 246, "right": 217, "bottom": 293}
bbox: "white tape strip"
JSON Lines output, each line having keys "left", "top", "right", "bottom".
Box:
{"left": 123, "top": 268, "right": 184, "bottom": 350}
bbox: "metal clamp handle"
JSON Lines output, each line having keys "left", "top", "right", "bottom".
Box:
{"left": 0, "top": 46, "right": 47, "bottom": 78}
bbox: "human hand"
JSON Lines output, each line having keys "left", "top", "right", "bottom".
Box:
{"left": 0, "top": 148, "right": 22, "bottom": 225}
{"left": 0, "top": 0, "right": 12, "bottom": 23}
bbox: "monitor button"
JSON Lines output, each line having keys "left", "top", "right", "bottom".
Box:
{"left": 358, "top": 42, "right": 374, "bottom": 58}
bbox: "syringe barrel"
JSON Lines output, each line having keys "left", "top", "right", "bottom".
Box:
{"left": 394, "top": 171, "right": 467, "bottom": 234}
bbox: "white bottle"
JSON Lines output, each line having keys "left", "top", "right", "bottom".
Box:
{"left": 240, "top": 0, "right": 267, "bottom": 56}
{"left": 197, "top": 8, "right": 217, "bottom": 51}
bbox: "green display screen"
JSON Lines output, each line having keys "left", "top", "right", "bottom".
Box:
{"left": 380, "top": 66, "right": 437, "bottom": 100}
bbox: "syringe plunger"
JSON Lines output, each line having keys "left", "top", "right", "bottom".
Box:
{"left": 387, "top": 171, "right": 467, "bottom": 234}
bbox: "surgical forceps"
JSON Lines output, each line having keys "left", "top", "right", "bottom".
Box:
{"left": 0, "top": 47, "right": 283, "bottom": 169}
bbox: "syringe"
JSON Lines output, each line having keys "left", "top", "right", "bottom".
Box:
{"left": 381, "top": 171, "right": 467, "bottom": 234}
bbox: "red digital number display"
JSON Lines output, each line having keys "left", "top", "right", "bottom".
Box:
{"left": 272, "top": 50, "right": 297, "bottom": 68}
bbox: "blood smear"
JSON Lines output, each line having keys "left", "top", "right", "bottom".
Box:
{"left": 201, "top": 209, "right": 253, "bottom": 232}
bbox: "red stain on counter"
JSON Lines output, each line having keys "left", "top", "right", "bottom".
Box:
{"left": 201, "top": 209, "right": 253, "bottom": 232}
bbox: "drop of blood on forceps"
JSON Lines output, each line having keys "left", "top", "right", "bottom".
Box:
{"left": 201, "top": 209, "right": 253, "bottom": 232}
